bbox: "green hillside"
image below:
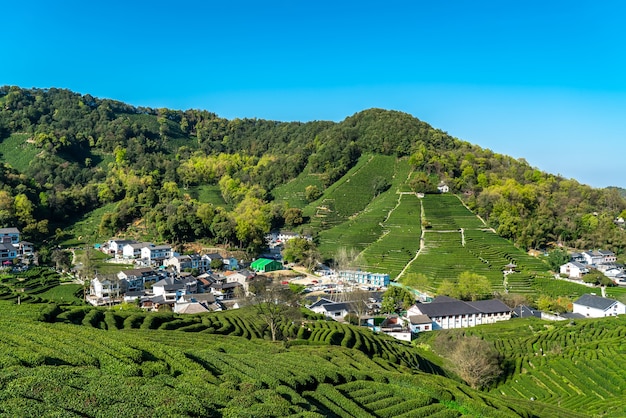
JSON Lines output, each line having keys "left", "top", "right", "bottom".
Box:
{"left": 0, "top": 302, "right": 549, "bottom": 417}
{"left": 0, "top": 86, "right": 624, "bottom": 257}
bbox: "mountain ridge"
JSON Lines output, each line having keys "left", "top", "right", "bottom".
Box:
{"left": 0, "top": 85, "right": 624, "bottom": 257}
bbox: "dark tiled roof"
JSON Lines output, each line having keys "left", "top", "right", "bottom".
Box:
{"left": 467, "top": 299, "right": 510, "bottom": 314}
{"left": 561, "top": 312, "right": 586, "bottom": 319}
{"left": 408, "top": 314, "right": 432, "bottom": 324}
{"left": 307, "top": 298, "right": 334, "bottom": 309}
{"left": 322, "top": 302, "right": 352, "bottom": 312}
{"left": 415, "top": 300, "right": 480, "bottom": 317}
{"left": 574, "top": 294, "right": 619, "bottom": 310}
{"left": 415, "top": 297, "right": 510, "bottom": 317}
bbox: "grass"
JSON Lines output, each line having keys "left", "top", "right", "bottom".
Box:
{"left": 0, "top": 133, "right": 39, "bottom": 172}
{"left": 74, "top": 248, "right": 134, "bottom": 275}
{"left": 187, "top": 184, "right": 231, "bottom": 209}
{"left": 37, "top": 283, "right": 84, "bottom": 304}
{"left": 62, "top": 201, "right": 119, "bottom": 245}
{"left": 271, "top": 165, "right": 325, "bottom": 208}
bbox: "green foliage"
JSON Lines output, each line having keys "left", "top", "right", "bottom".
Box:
{"left": 282, "top": 238, "right": 319, "bottom": 270}
{"left": 381, "top": 286, "right": 415, "bottom": 314}
{"left": 437, "top": 271, "right": 493, "bottom": 301}
{"left": 546, "top": 248, "right": 570, "bottom": 271}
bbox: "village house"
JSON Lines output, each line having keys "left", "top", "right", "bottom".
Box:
{"left": 307, "top": 298, "right": 352, "bottom": 321}
{"left": 406, "top": 314, "right": 433, "bottom": 333}
{"left": 151, "top": 276, "right": 197, "bottom": 305}
{"left": 203, "top": 253, "right": 223, "bottom": 269}
{"left": 89, "top": 276, "right": 122, "bottom": 305}
{"left": 572, "top": 294, "right": 626, "bottom": 318}
{"left": 141, "top": 244, "right": 173, "bottom": 266}
{"left": 207, "top": 281, "right": 242, "bottom": 300}
{"left": 122, "top": 242, "right": 151, "bottom": 259}
{"left": 163, "top": 254, "right": 204, "bottom": 273}
{"left": 117, "top": 267, "right": 161, "bottom": 292}
{"left": 581, "top": 250, "right": 615, "bottom": 266}
{"left": 222, "top": 256, "right": 239, "bottom": 271}
{"left": 559, "top": 261, "right": 590, "bottom": 279}
{"left": 570, "top": 252, "right": 586, "bottom": 264}
{"left": 18, "top": 241, "right": 34, "bottom": 256}
{"left": 338, "top": 270, "right": 390, "bottom": 287}
{"left": 0, "top": 227, "right": 20, "bottom": 245}
{"left": 0, "top": 242, "right": 18, "bottom": 264}
{"left": 407, "top": 296, "right": 511, "bottom": 330}
{"left": 104, "top": 239, "right": 136, "bottom": 256}
{"left": 224, "top": 270, "right": 256, "bottom": 293}
{"left": 174, "top": 293, "right": 222, "bottom": 314}
{"left": 379, "top": 315, "right": 412, "bottom": 341}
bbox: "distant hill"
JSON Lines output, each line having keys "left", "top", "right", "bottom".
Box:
{"left": 607, "top": 186, "right": 626, "bottom": 198}
{"left": 0, "top": 86, "right": 624, "bottom": 258}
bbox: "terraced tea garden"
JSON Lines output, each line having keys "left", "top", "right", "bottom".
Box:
{"left": 354, "top": 193, "right": 422, "bottom": 277}
{"left": 0, "top": 301, "right": 549, "bottom": 417}
{"left": 480, "top": 316, "right": 626, "bottom": 417}
{"left": 398, "top": 194, "right": 553, "bottom": 296}
{"left": 316, "top": 156, "right": 412, "bottom": 257}
{"left": 0, "top": 267, "right": 76, "bottom": 304}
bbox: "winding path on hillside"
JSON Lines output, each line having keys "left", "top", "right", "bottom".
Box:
{"left": 396, "top": 195, "right": 425, "bottom": 280}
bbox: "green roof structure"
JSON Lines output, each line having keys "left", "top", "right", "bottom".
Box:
{"left": 250, "top": 258, "right": 283, "bottom": 273}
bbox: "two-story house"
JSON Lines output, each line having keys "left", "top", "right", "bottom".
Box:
{"left": 141, "top": 244, "right": 172, "bottom": 266}
{"left": 118, "top": 267, "right": 161, "bottom": 292}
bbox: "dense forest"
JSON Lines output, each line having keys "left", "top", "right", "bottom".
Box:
{"left": 1, "top": 86, "right": 625, "bottom": 254}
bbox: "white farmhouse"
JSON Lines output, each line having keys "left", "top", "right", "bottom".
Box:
{"left": 573, "top": 294, "right": 626, "bottom": 318}
{"left": 560, "top": 261, "right": 590, "bottom": 279}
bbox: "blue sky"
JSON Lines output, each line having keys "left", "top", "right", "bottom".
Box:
{"left": 3, "top": 1, "right": 625, "bottom": 188}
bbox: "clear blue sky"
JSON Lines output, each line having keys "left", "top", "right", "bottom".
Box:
{"left": 3, "top": 1, "right": 626, "bottom": 188}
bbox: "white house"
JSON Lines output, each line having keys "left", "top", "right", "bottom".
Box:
{"left": 406, "top": 314, "right": 433, "bottom": 333}
{"left": 122, "top": 242, "right": 151, "bottom": 259}
{"left": 141, "top": 244, "right": 173, "bottom": 266}
{"left": 407, "top": 296, "right": 511, "bottom": 330}
{"left": 573, "top": 294, "right": 626, "bottom": 318}
{"left": 560, "top": 261, "right": 590, "bottom": 279}
{"left": 582, "top": 251, "right": 605, "bottom": 266}
{"left": 152, "top": 277, "right": 186, "bottom": 303}
{"left": 89, "top": 276, "right": 121, "bottom": 303}
{"left": 106, "top": 239, "right": 136, "bottom": 256}
{"left": 307, "top": 298, "right": 351, "bottom": 319}
{"left": 437, "top": 182, "right": 449, "bottom": 193}
{"left": 163, "top": 254, "right": 203, "bottom": 272}
{"left": 118, "top": 267, "right": 161, "bottom": 292}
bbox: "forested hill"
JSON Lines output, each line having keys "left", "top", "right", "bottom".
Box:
{"left": 0, "top": 86, "right": 625, "bottom": 254}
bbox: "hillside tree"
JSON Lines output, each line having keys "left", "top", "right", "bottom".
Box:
{"left": 247, "top": 280, "right": 301, "bottom": 342}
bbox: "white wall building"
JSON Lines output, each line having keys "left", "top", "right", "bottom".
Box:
{"left": 573, "top": 294, "right": 626, "bottom": 318}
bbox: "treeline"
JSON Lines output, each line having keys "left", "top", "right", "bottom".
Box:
{"left": 0, "top": 86, "right": 624, "bottom": 254}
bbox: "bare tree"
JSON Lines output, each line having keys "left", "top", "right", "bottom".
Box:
{"left": 448, "top": 336, "right": 502, "bottom": 389}
{"left": 247, "top": 279, "right": 300, "bottom": 342}
{"left": 348, "top": 287, "right": 371, "bottom": 321}
{"left": 333, "top": 247, "right": 359, "bottom": 271}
